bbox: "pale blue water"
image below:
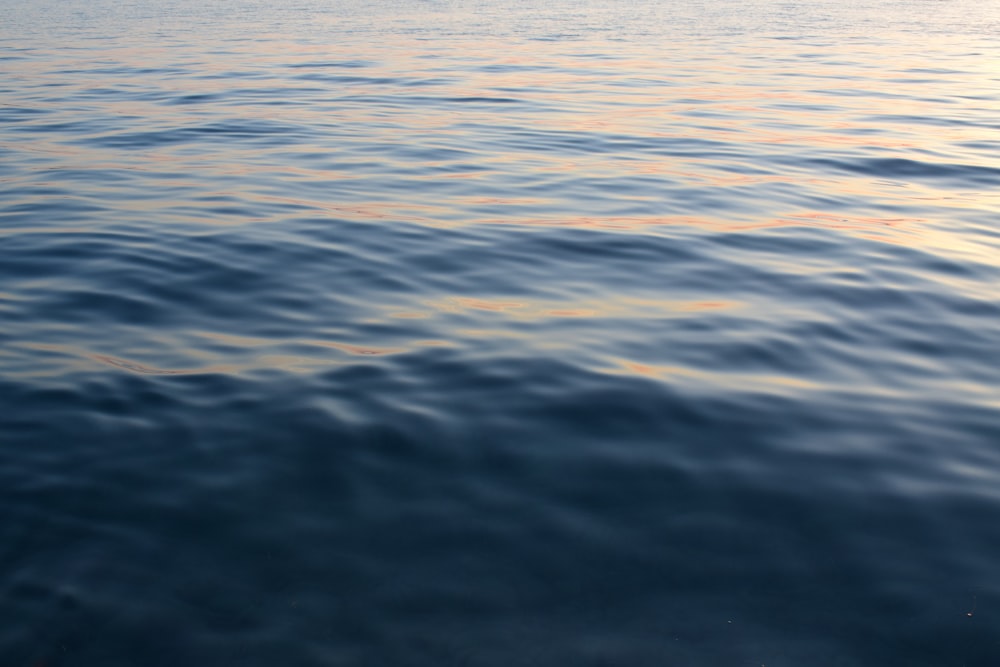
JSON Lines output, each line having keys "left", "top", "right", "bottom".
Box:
{"left": 2, "top": 0, "right": 1000, "bottom": 665}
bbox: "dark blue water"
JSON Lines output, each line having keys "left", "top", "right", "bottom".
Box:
{"left": 3, "top": 0, "right": 1000, "bottom": 664}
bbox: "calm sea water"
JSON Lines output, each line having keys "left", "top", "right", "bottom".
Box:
{"left": 2, "top": 0, "right": 1000, "bottom": 664}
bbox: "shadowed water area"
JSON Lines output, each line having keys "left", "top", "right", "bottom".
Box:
{"left": 2, "top": 0, "right": 1000, "bottom": 664}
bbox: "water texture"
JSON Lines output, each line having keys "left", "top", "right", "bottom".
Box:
{"left": 2, "top": 0, "right": 999, "bottom": 664}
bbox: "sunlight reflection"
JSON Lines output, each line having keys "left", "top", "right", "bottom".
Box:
{"left": 607, "top": 357, "right": 821, "bottom": 390}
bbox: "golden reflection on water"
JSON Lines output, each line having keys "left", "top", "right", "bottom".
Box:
{"left": 420, "top": 295, "right": 742, "bottom": 320}
{"left": 607, "top": 357, "right": 822, "bottom": 391}
{"left": 16, "top": 32, "right": 995, "bottom": 253}
{"left": 8, "top": 29, "right": 997, "bottom": 300}
{"left": 7, "top": 336, "right": 434, "bottom": 378}
{"left": 307, "top": 340, "right": 403, "bottom": 356}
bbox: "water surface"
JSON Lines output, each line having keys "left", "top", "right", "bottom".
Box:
{"left": 2, "top": 0, "right": 1000, "bottom": 665}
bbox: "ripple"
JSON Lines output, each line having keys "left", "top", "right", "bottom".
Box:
{"left": 2, "top": 2, "right": 1000, "bottom": 665}
{"left": 807, "top": 156, "right": 1000, "bottom": 187}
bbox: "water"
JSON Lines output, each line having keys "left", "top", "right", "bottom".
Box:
{"left": 2, "top": 0, "right": 1000, "bottom": 664}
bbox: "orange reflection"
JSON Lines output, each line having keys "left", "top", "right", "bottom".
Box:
{"left": 608, "top": 358, "right": 820, "bottom": 390}
{"left": 7, "top": 336, "right": 426, "bottom": 378}
{"left": 199, "top": 332, "right": 407, "bottom": 357}
{"left": 307, "top": 340, "right": 403, "bottom": 356}
{"left": 92, "top": 354, "right": 192, "bottom": 375}
{"left": 542, "top": 309, "right": 598, "bottom": 317}
{"left": 425, "top": 297, "right": 526, "bottom": 313}
{"left": 422, "top": 295, "right": 741, "bottom": 320}
{"left": 472, "top": 211, "right": 932, "bottom": 247}
{"left": 9, "top": 30, "right": 997, "bottom": 273}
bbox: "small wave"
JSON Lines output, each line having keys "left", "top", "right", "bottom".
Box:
{"left": 803, "top": 156, "right": 1000, "bottom": 187}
